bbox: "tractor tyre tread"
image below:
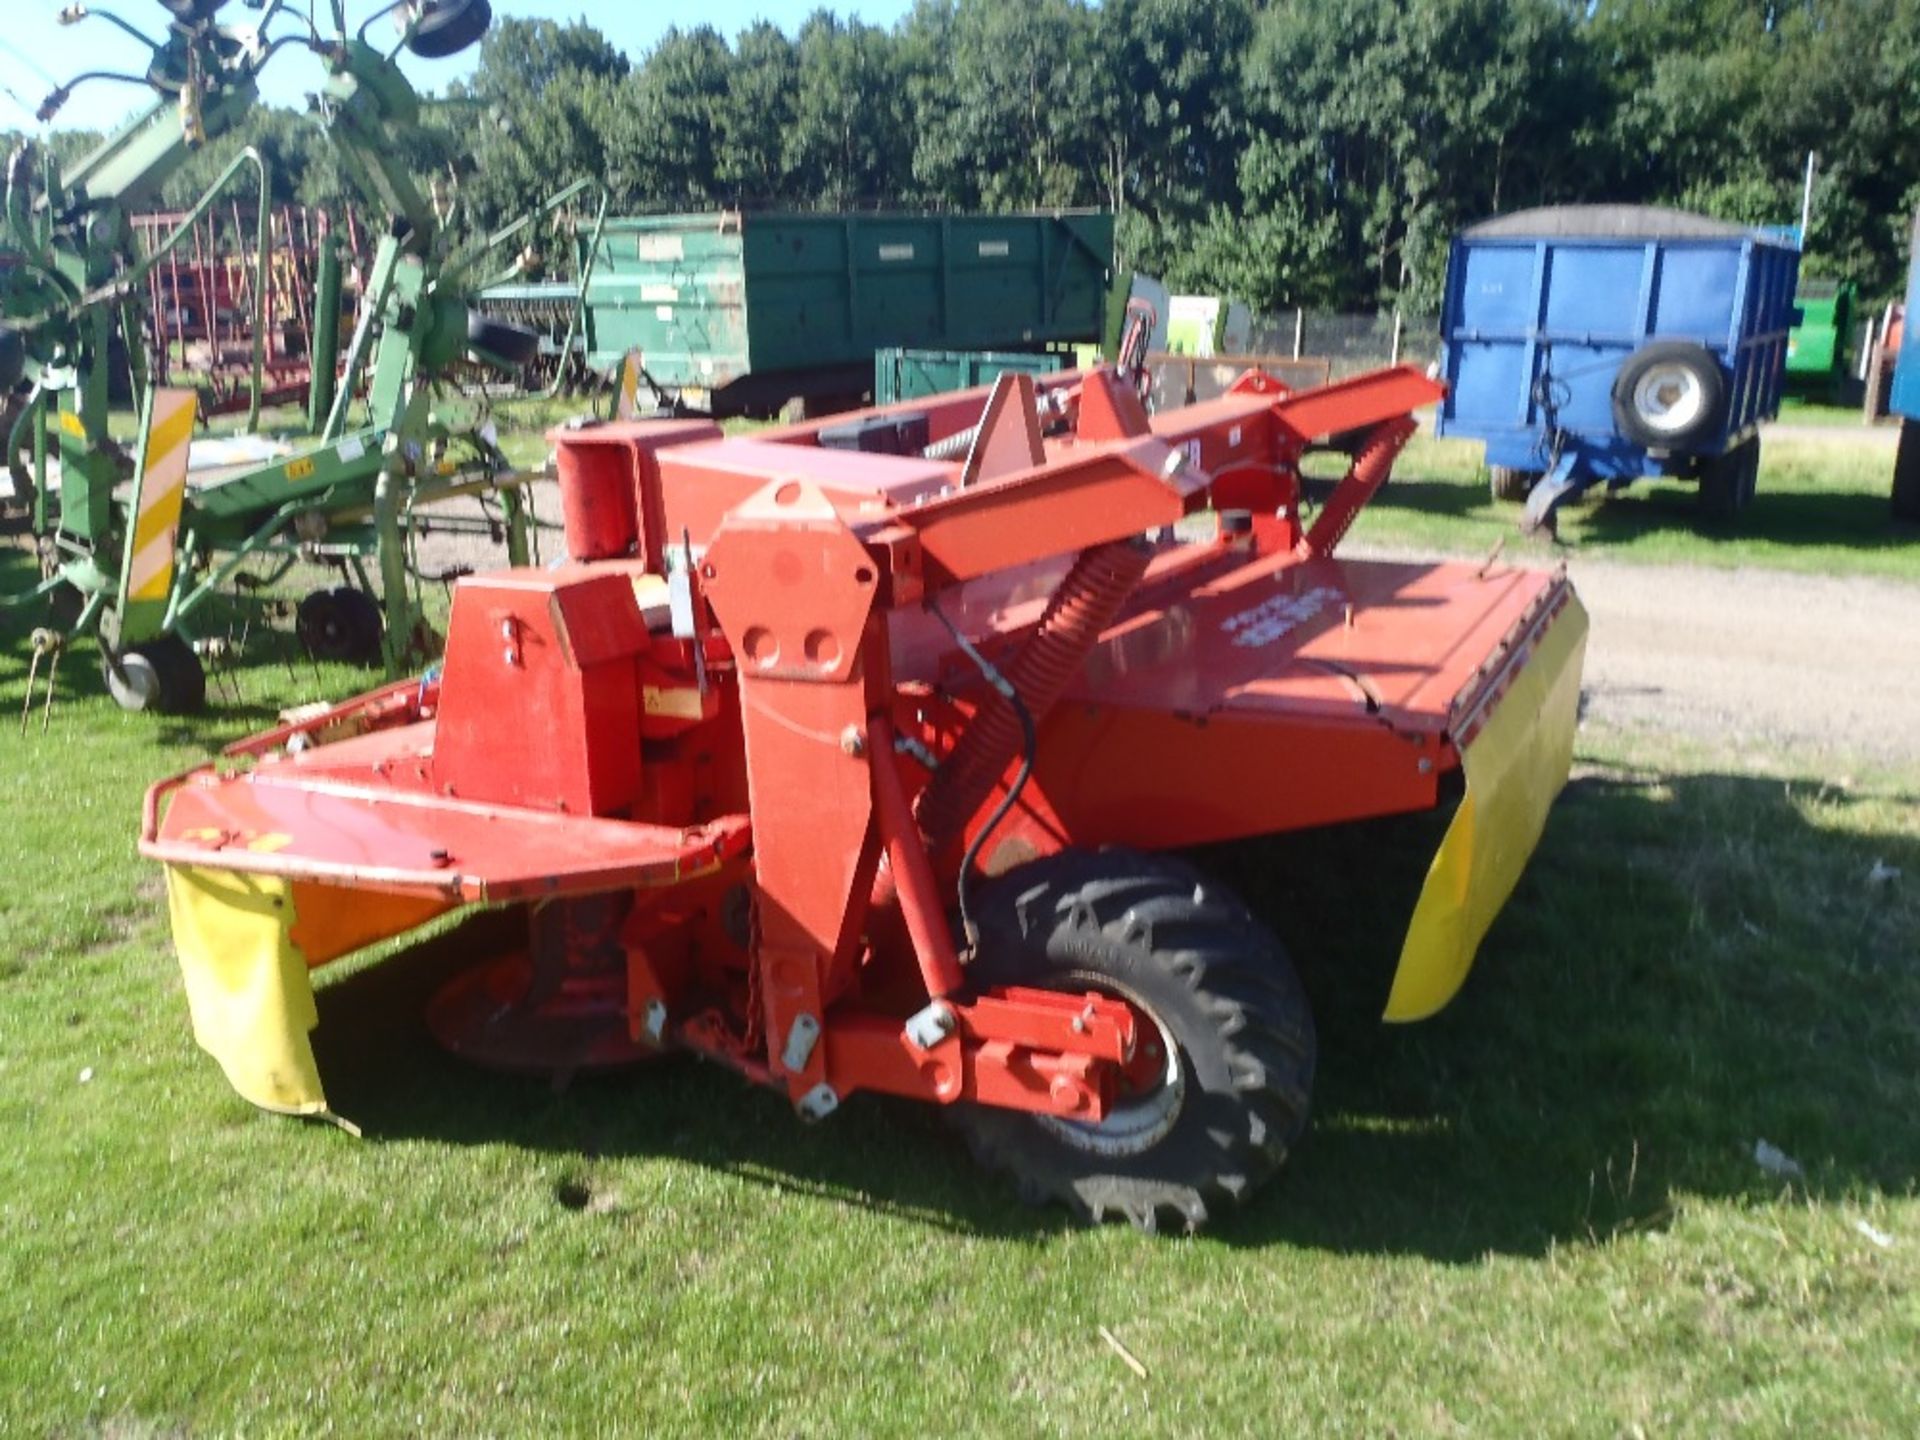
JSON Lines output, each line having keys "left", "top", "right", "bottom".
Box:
{"left": 298, "top": 587, "right": 384, "bottom": 666}
{"left": 950, "top": 848, "right": 1315, "bottom": 1232}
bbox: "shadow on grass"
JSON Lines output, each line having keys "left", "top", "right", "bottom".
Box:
{"left": 307, "top": 759, "right": 1920, "bottom": 1257}
{"left": 0, "top": 543, "right": 396, "bottom": 743}
{"left": 1347, "top": 466, "right": 1920, "bottom": 557}
{"left": 1572, "top": 485, "right": 1918, "bottom": 555}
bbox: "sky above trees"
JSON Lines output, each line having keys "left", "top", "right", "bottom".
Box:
{"left": 6, "top": 0, "right": 1916, "bottom": 314}
{"left": 0, "top": 1, "right": 916, "bottom": 132}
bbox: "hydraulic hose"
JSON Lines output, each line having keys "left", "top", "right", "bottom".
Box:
{"left": 915, "top": 536, "right": 1152, "bottom": 858}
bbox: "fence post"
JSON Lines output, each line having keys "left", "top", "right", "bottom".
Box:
{"left": 1292, "top": 306, "right": 1304, "bottom": 361}
{"left": 1390, "top": 309, "right": 1403, "bottom": 367}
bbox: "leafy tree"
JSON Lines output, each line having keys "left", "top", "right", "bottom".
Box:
{"left": 715, "top": 22, "right": 799, "bottom": 201}
{"left": 908, "top": 0, "right": 1101, "bottom": 209}
{"left": 16, "top": 0, "right": 1920, "bottom": 314}
{"left": 785, "top": 12, "right": 911, "bottom": 208}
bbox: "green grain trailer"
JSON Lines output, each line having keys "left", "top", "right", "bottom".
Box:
{"left": 579, "top": 210, "right": 1113, "bottom": 416}
{"left": 1785, "top": 277, "right": 1854, "bottom": 398}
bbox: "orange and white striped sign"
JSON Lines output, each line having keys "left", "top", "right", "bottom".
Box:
{"left": 616, "top": 349, "right": 644, "bottom": 421}
{"left": 126, "top": 388, "right": 197, "bottom": 605}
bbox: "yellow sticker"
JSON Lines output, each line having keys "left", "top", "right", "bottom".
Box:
{"left": 643, "top": 686, "right": 705, "bottom": 720}
{"left": 59, "top": 410, "right": 88, "bottom": 440}
{"left": 286, "top": 456, "right": 317, "bottom": 482}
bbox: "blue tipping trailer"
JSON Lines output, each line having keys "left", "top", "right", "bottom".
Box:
{"left": 1892, "top": 207, "right": 1920, "bottom": 522}
{"left": 1436, "top": 205, "right": 1801, "bottom": 529}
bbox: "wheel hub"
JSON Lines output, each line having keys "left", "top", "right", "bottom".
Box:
{"left": 1034, "top": 973, "right": 1186, "bottom": 1157}
{"left": 1632, "top": 364, "right": 1705, "bottom": 435}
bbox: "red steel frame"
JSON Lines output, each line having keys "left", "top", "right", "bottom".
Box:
{"left": 144, "top": 362, "right": 1579, "bottom": 1127}
{"left": 133, "top": 204, "right": 360, "bottom": 416}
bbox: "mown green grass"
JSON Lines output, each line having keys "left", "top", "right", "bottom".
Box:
{"left": 1341, "top": 428, "right": 1918, "bottom": 580}
{"left": 2, "top": 535, "right": 1916, "bottom": 1435}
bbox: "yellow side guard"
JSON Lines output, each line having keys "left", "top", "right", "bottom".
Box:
{"left": 165, "top": 866, "right": 448, "bottom": 1119}
{"left": 1385, "top": 594, "right": 1589, "bottom": 1021}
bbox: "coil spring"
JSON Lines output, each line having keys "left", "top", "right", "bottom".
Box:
{"left": 917, "top": 536, "right": 1152, "bottom": 855}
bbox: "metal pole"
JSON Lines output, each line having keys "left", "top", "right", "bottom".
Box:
{"left": 1799, "top": 152, "right": 1817, "bottom": 244}
{"left": 307, "top": 222, "right": 343, "bottom": 433}
{"left": 245, "top": 161, "right": 272, "bottom": 434}
{"left": 1293, "top": 306, "right": 1304, "bottom": 361}
{"left": 1390, "top": 309, "right": 1403, "bottom": 367}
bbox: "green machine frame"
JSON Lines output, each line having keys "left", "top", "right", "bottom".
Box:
{"left": 1, "top": 0, "right": 550, "bottom": 713}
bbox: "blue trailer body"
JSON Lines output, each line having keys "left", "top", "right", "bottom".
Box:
{"left": 1893, "top": 209, "right": 1920, "bottom": 422}
{"left": 1437, "top": 206, "right": 1800, "bottom": 524}
{"left": 1891, "top": 208, "right": 1920, "bottom": 523}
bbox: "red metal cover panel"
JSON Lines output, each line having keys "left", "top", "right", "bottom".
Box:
{"left": 431, "top": 569, "right": 649, "bottom": 815}
{"left": 546, "top": 568, "right": 656, "bottom": 668}
{"left": 1074, "top": 554, "right": 1559, "bottom": 732}
{"left": 151, "top": 770, "right": 749, "bottom": 903}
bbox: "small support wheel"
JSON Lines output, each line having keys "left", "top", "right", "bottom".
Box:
{"left": 1488, "top": 466, "right": 1539, "bottom": 503}
{"left": 949, "top": 849, "right": 1316, "bottom": 1232}
{"left": 405, "top": 0, "right": 493, "bottom": 59}
{"left": 297, "top": 587, "right": 384, "bottom": 666}
{"left": 102, "top": 635, "right": 206, "bottom": 714}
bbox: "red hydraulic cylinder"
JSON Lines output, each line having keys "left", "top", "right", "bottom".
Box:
{"left": 869, "top": 713, "right": 966, "bottom": 999}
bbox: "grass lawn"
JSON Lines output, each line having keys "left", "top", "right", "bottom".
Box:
{"left": 2, "top": 533, "right": 1917, "bottom": 1434}
{"left": 1333, "top": 429, "right": 1919, "bottom": 582}
{"left": 1774, "top": 396, "right": 1875, "bottom": 428}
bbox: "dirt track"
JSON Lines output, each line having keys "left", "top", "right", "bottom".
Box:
{"left": 1542, "top": 556, "right": 1919, "bottom": 767}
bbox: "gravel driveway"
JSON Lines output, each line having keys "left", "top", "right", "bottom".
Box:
{"left": 1565, "top": 556, "right": 1920, "bottom": 767}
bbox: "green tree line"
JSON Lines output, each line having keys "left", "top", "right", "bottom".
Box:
{"left": 19, "top": 0, "right": 1920, "bottom": 314}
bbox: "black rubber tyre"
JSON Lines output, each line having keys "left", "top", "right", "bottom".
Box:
{"left": 407, "top": 0, "right": 493, "bottom": 59}
{"left": 1894, "top": 418, "right": 1920, "bottom": 524}
{"left": 0, "top": 325, "right": 23, "bottom": 392}
{"left": 45, "top": 582, "right": 83, "bottom": 632}
{"left": 950, "top": 849, "right": 1316, "bottom": 1232}
{"left": 103, "top": 636, "right": 205, "bottom": 714}
{"left": 1698, "top": 437, "right": 1759, "bottom": 520}
{"left": 466, "top": 312, "right": 540, "bottom": 373}
{"left": 1613, "top": 340, "right": 1728, "bottom": 451}
{"left": 297, "top": 587, "right": 384, "bottom": 666}
{"left": 1489, "top": 465, "right": 1538, "bottom": 503}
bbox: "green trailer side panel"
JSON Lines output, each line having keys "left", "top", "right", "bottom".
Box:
{"left": 873, "top": 347, "right": 1066, "bottom": 406}
{"left": 577, "top": 210, "right": 1112, "bottom": 400}
{"left": 582, "top": 216, "right": 751, "bottom": 392}
{"left": 1785, "top": 280, "right": 1853, "bottom": 378}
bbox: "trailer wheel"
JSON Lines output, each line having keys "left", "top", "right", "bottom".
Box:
{"left": 950, "top": 849, "right": 1315, "bottom": 1232}
{"left": 1894, "top": 419, "right": 1920, "bottom": 524}
{"left": 1698, "top": 437, "right": 1760, "bottom": 520}
{"left": 1613, "top": 341, "right": 1727, "bottom": 450}
{"left": 298, "top": 587, "right": 384, "bottom": 666}
{"left": 103, "top": 636, "right": 205, "bottom": 715}
{"left": 1488, "top": 466, "right": 1538, "bottom": 502}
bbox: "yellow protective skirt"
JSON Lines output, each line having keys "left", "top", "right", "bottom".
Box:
{"left": 1384, "top": 595, "right": 1589, "bottom": 1021}
{"left": 165, "top": 866, "right": 449, "bottom": 1118}
{"left": 166, "top": 867, "right": 329, "bottom": 1116}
